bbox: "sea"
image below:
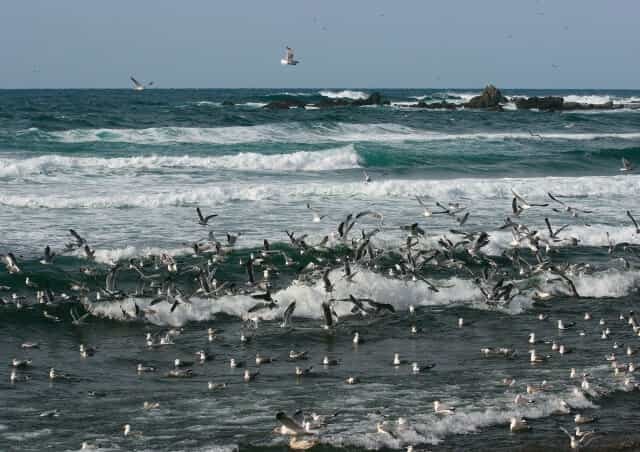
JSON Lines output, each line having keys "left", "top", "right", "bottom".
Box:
{"left": 1, "top": 88, "right": 640, "bottom": 451}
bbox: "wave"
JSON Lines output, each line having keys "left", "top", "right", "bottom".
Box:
{"left": 39, "top": 123, "right": 640, "bottom": 145}
{"left": 325, "top": 386, "right": 598, "bottom": 449}
{"left": 564, "top": 94, "right": 612, "bottom": 105}
{"left": 87, "top": 268, "right": 516, "bottom": 327}
{"left": 2, "top": 174, "right": 639, "bottom": 209}
{"left": 0, "top": 145, "right": 360, "bottom": 177}
{"left": 84, "top": 263, "right": 640, "bottom": 327}
{"left": 319, "top": 90, "right": 369, "bottom": 100}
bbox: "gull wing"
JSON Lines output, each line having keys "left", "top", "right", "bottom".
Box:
{"left": 276, "top": 412, "right": 305, "bottom": 433}
{"left": 130, "top": 76, "right": 143, "bottom": 89}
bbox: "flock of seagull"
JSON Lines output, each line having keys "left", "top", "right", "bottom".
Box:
{"left": 2, "top": 158, "right": 640, "bottom": 451}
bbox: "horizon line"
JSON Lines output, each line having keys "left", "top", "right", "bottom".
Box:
{"left": 0, "top": 86, "right": 638, "bottom": 91}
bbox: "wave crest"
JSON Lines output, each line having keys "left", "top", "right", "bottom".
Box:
{"left": 0, "top": 145, "right": 360, "bottom": 177}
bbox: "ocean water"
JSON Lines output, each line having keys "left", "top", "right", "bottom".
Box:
{"left": 1, "top": 88, "right": 640, "bottom": 451}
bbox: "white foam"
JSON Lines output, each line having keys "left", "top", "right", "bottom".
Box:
{"left": 2, "top": 174, "right": 639, "bottom": 209}
{"left": 0, "top": 145, "right": 360, "bottom": 177}
{"left": 319, "top": 90, "right": 369, "bottom": 100}
{"left": 564, "top": 94, "right": 612, "bottom": 105}
{"left": 193, "top": 101, "right": 221, "bottom": 107}
{"left": 44, "top": 123, "right": 640, "bottom": 145}
{"left": 93, "top": 254, "right": 632, "bottom": 327}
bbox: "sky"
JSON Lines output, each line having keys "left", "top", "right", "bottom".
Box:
{"left": 1, "top": 0, "right": 639, "bottom": 89}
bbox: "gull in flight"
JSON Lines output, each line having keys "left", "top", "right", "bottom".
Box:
{"left": 306, "top": 203, "right": 326, "bottom": 223}
{"left": 281, "top": 46, "right": 299, "bottom": 65}
{"left": 130, "top": 76, "right": 154, "bottom": 91}
{"left": 548, "top": 192, "right": 593, "bottom": 218}
{"left": 511, "top": 189, "right": 548, "bottom": 215}
{"left": 196, "top": 207, "right": 217, "bottom": 226}
{"left": 620, "top": 157, "right": 633, "bottom": 172}
{"left": 627, "top": 211, "right": 640, "bottom": 234}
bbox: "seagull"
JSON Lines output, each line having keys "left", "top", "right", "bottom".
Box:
{"left": 243, "top": 369, "right": 259, "bottom": 382}
{"left": 511, "top": 189, "right": 548, "bottom": 212}
{"left": 40, "top": 246, "right": 56, "bottom": 264}
{"left": 1, "top": 253, "right": 21, "bottom": 274}
{"left": 130, "top": 76, "right": 153, "bottom": 91}
{"left": 70, "top": 308, "right": 90, "bottom": 326}
{"left": 21, "top": 342, "right": 39, "bottom": 349}
{"left": 509, "top": 417, "right": 530, "bottom": 432}
{"left": 123, "top": 424, "right": 143, "bottom": 437}
{"left": 289, "top": 437, "right": 318, "bottom": 450}
{"left": 620, "top": 157, "right": 633, "bottom": 172}
{"left": 196, "top": 207, "right": 217, "bottom": 226}
{"left": 11, "top": 358, "right": 32, "bottom": 369}
{"left": 306, "top": 203, "right": 326, "bottom": 223}
{"left": 288, "top": 350, "right": 308, "bottom": 361}
{"left": 560, "top": 426, "right": 598, "bottom": 449}
{"left": 392, "top": 353, "right": 409, "bottom": 366}
{"left": 412, "top": 362, "right": 435, "bottom": 373}
{"left": 322, "top": 356, "right": 339, "bottom": 366}
{"left": 280, "top": 301, "right": 296, "bottom": 328}
{"left": 137, "top": 363, "right": 156, "bottom": 373}
{"left": 433, "top": 400, "right": 455, "bottom": 415}
{"left": 256, "top": 353, "right": 274, "bottom": 365}
{"left": 49, "top": 368, "right": 70, "bottom": 381}
{"left": 295, "top": 366, "right": 313, "bottom": 376}
{"left": 627, "top": 211, "right": 640, "bottom": 233}
{"left": 79, "top": 344, "right": 96, "bottom": 358}
{"left": 415, "top": 196, "right": 443, "bottom": 217}
{"left": 574, "top": 414, "right": 596, "bottom": 425}
{"left": 67, "top": 229, "right": 87, "bottom": 249}
{"left": 275, "top": 412, "right": 308, "bottom": 435}
{"left": 548, "top": 193, "right": 593, "bottom": 218}
{"left": 281, "top": 46, "right": 299, "bottom": 66}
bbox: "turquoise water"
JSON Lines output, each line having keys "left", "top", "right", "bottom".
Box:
{"left": 1, "top": 88, "right": 640, "bottom": 451}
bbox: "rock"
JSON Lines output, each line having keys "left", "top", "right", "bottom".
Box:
{"left": 515, "top": 96, "right": 564, "bottom": 111}
{"left": 221, "top": 100, "right": 235, "bottom": 106}
{"left": 263, "top": 99, "right": 307, "bottom": 109}
{"left": 353, "top": 92, "right": 389, "bottom": 106}
{"left": 465, "top": 84, "right": 507, "bottom": 109}
{"left": 317, "top": 92, "right": 389, "bottom": 108}
{"left": 412, "top": 101, "right": 458, "bottom": 110}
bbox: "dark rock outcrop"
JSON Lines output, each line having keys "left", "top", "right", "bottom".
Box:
{"left": 412, "top": 101, "right": 458, "bottom": 110}
{"left": 515, "top": 96, "right": 564, "bottom": 111}
{"left": 353, "top": 92, "right": 389, "bottom": 106}
{"left": 221, "top": 100, "right": 235, "bottom": 106}
{"left": 263, "top": 99, "right": 307, "bottom": 109}
{"left": 465, "top": 84, "right": 507, "bottom": 109}
{"left": 316, "top": 92, "right": 389, "bottom": 108}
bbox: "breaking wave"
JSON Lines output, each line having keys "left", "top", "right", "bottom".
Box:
{"left": 37, "top": 123, "right": 640, "bottom": 145}
{"left": 0, "top": 145, "right": 360, "bottom": 177}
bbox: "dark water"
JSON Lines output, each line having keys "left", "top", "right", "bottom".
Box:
{"left": 1, "top": 88, "right": 640, "bottom": 451}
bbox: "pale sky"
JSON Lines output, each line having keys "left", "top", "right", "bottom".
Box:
{"left": 1, "top": 0, "right": 638, "bottom": 89}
